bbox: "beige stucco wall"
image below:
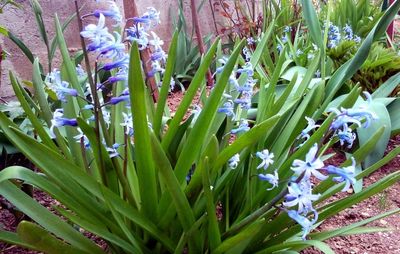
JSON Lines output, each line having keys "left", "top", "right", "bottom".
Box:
{"left": 0, "top": 0, "right": 218, "bottom": 100}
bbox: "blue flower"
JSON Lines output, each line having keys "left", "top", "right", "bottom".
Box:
{"left": 126, "top": 24, "right": 150, "bottom": 50}
{"left": 50, "top": 109, "right": 78, "bottom": 138}
{"left": 147, "top": 60, "right": 165, "bottom": 77}
{"left": 287, "top": 209, "right": 316, "bottom": 240}
{"left": 337, "top": 124, "right": 356, "bottom": 148}
{"left": 97, "top": 32, "right": 125, "bottom": 58}
{"left": 326, "top": 157, "right": 356, "bottom": 192}
{"left": 106, "top": 143, "right": 121, "bottom": 158}
{"left": 281, "top": 35, "right": 288, "bottom": 44}
{"left": 296, "top": 49, "right": 303, "bottom": 56}
{"left": 218, "top": 100, "right": 235, "bottom": 117}
{"left": 93, "top": 1, "right": 122, "bottom": 25}
{"left": 228, "top": 153, "right": 240, "bottom": 169}
{"left": 258, "top": 170, "right": 279, "bottom": 190}
{"left": 102, "top": 54, "right": 130, "bottom": 71}
{"left": 237, "top": 62, "right": 254, "bottom": 77}
{"left": 106, "top": 69, "right": 127, "bottom": 84}
{"left": 291, "top": 143, "right": 326, "bottom": 180}
{"left": 329, "top": 106, "right": 377, "bottom": 130}
{"left": 299, "top": 117, "right": 320, "bottom": 141}
{"left": 283, "top": 181, "right": 320, "bottom": 215}
{"left": 277, "top": 44, "right": 283, "bottom": 53}
{"left": 234, "top": 97, "right": 252, "bottom": 110}
{"left": 121, "top": 113, "right": 134, "bottom": 136}
{"left": 283, "top": 26, "right": 292, "bottom": 33}
{"left": 343, "top": 24, "right": 353, "bottom": 40}
{"left": 81, "top": 14, "right": 113, "bottom": 52}
{"left": 256, "top": 149, "right": 274, "bottom": 170}
{"left": 231, "top": 120, "right": 250, "bottom": 135}
{"left": 242, "top": 47, "right": 252, "bottom": 61}
{"left": 74, "top": 128, "right": 90, "bottom": 149}
{"left": 247, "top": 37, "right": 255, "bottom": 45}
{"left": 46, "top": 70, "right": 78, "bottom": 102}
{"left": 149, "top": 31, "right": 164, "bottom": 51}
{"left": 131, "top": 7, "right": 160, "bottom": 29}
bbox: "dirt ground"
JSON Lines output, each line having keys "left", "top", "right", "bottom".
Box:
{"left": 0, "top": 91, "right": 399, "bottom": 253}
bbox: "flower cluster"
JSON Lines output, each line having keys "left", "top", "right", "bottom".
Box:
{"left": 47, "top": 2, "right": 165, "bottom": 157}
{"left": 324, "top": 22, "right": 361, "bottom": 49}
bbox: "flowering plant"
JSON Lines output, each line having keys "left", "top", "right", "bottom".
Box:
{"left": 0, "top": 0, "right": 399, "bottom": 253}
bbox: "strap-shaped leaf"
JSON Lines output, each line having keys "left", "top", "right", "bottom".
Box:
{"left": 0, "top": 181, "right": 104, "bottom": 254}
{"left": 128, "top": 42, "right": 158, "bottom": 220}
{"left": 161, "top": 38, "right": 219, "bottom": 150}
{"left": 173, "top": 39, "right": 246, "bottom": 184}
{"left": 153, "top": 30, "right": 179, "bottom": 135}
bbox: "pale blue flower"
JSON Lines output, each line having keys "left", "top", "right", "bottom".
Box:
{"left": 283, "top": 180, "right": 320, "bottom": 215}
{"left": 291, "top": 143, "right": 326, "bottom": 180}
{"left": 106, "top": 143, "right": 120, "bottom": 158}
{"left": 353, "top": 35, "right": 361, "bottom": 43}
{"left": 231, "top": 120, "right": 250, "bottom": 135}
{"left": 283, "top": 26, "right": 292, "bottom": 33}
{"left": 148, "top": 60, "right": 165, "bottom": 77}
{"left": 218, "top": 100, "right": 235, "bottom": 117}
{"left": 343, "top": 24, "right": 353, "bottom": 40}
{"left": 93, "top": 1, "right": 122, "bottom": 25}
{"left": 126, "top": 24, "right": 150, "bottom": 50}
{"left": 46, "top": 70, "right": 78, "bottom": 102}
{"left": 247, "top": 37, "right": 255, "bottom": 45}
{"left": 296, "top": 49, "right": 303, "bottom": 56}
{"left": 149, "top": 31, "right": 164, "bottom": 51}
{"left": 102, "top": 54, "right": 130, "bottom": 71}
{"left": 314, "top": 69, "right": 321, "bottom": 78}
{"left": 287, "top": 209, "right": 316, "bottom": 240}
{"left": 234, "top": 97, "right": 252, "bottom": 110}
{"left": 281, "top": 35, "right": 288, "bottom": 43}
{"left": 106, "top": 69, "right": 127, "bottom": 84}
{"left": 81, "top": 14, "right": 113, "bottom": 52}
{"left": 237, "top": 62, "right": 254, "bottom": 76}
{"left": 243, "top": 47, "right": 252, "bottom": 61}
{"left": 74, "top": 128, "right": 90, "bottom": 149}
{"left": 258, "top": 170, "right": 279, "bottom": 190}
{"left": 256, "top": 149, "right": 274, "bottom": 170}
{"left": 326, "top": 157, "right": 356, "bottom": 192}
{"left": 337, "top": 124, "right": 356, "bottom": 148}
{"left": 299, "top": 117, "right": 320, "bottom": 140}
{"left": 277, "top": 44, "right": 283, "bottom": 53}
{"left": 121, "top": 112, "right": 134, "bottom": 136}
{"left": 97, "top": 32, "right": 125, "bottom": 58}
{"left": 131, "top": 7, "right": 160, "bottom": 29}
{"left": 228, "top": 153, "right": 240, "bottom": 169}
{"left": 50, "top": 109, "right": 78, "bottom": 138}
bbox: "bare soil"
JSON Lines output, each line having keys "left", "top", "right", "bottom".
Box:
{"left": 0, "top": 91, "right": 399, "bottom": 253}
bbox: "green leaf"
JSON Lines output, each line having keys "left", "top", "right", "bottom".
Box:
{"left": 0, "top": 181, "right": 104, "bottom": 254}
{"left": 311, "top": 208, "right": 400, "bottom": 240}
{"left": 162, "top": 39, "right": 219, "bottom": 150}
{"left": 128, "top": 42, "right": 158, "bottom": 220}
{"left": 173, "top": 39, "right": 245, "bottom": 184}
{"left": 301, "top": 0, "right": 323, "bottom": 49}
{"left": 0, "top": 230, "right": 39, "bottom": 251}
{"left": 154, "top": 30, "right": 178, "bottom": 135}
{"left": 17, "top": 221, "right": 88, "bottom": 254}
{"left": 372, "top": 72, "right": 400, "bottom": 98}
{"left": 387, "top": 98, "right": 400, "bottom": 135}
{"left": 9, "top": 72, "right": 57, "bottom": 151}
{"left": 357, "top": 101, "right": 391, "bottom": 168}
{"left": 316, "top": 0, "right": 400, "bottom": 116}
{"left": 258, "top": 240, "right": 335, "bottom": 254}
